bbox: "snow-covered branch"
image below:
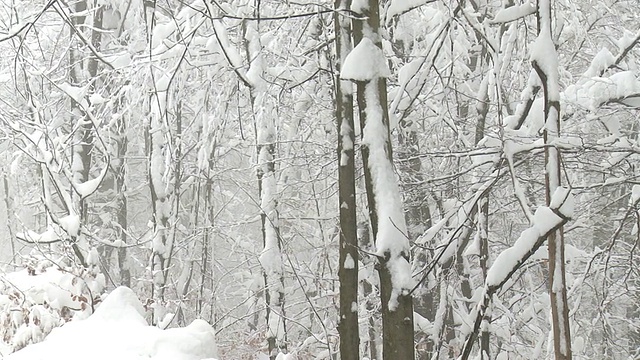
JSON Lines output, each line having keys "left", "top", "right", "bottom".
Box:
{"left": 459, "top": 188, "right": 573, "bottom": 359}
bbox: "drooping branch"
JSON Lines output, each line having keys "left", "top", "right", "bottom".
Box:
{"left": 459, "top": 188, "right": 573, "bottom": 359}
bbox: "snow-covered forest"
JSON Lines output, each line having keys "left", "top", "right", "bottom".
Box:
{"left": 0, "top": 0, "right": 638, "bottom": 359}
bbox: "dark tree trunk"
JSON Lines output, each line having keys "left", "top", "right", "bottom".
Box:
{"left": 533, "top": 1, "right": 572, "bottom": 358}
{"left": 351, "top": 0, "right": 415, "bottom": 357}
{"left": 335, "top": 0, "right": 359, "bottom": 357}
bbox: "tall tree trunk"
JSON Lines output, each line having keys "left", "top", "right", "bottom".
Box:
{"left": 114, "top": 105, "right": 130, "bottom": 287}
{"left": 335, "top": 0, "right": 359, "bottom": 358}
{"left": 2, "top": 174, "right": 16, "bottom": 268}
{"left": 243, "top": 15, "right": 287, "bottom": 358}
{"left": 395, "top": 48, "right": 435, "bottom": 360}
{"left": 101, "top": 5, "right": 130, "bottom": 288}
{"left": 67, "top": 0, "right": 105, "bottom": 268}
{"left": 146, "top": 88, "right": 171, "bottom": 323}
{"left": 532, "top": 1, "right": 572, "bottom": 358}
{"left": 145, "top": 63, "right": 173, "bottom": 325}
{"left": 359, "top": 225, "right": 380, "bottom": 359}
{"left": 471, "top": 30, "right": 491, "bottom": 359}
{"left": 349, "top": 0, "right": 415, "bottom": 357}
{"left": 398, "top": 118, "right": 434, "bottom": 360}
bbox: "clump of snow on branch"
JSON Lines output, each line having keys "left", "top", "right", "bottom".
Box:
{"left": 74, "top": 165, "right": 109, "bottom": 199}
{"left": 58, "top": 214, "right": 80, "bottom": 237}
{"left": 489, "top": 1, "right": 536, "bottom": 24}
{"left": 563, "top": 71, "right": 640, "bottom": 114}
{"left": 486, "top": 188, "right": 572, "bottom": 287}
{"left": 583, "top": 47, "right": 615, "bottom": 78}
{"left": 341, "top": 38, "right": 391, "bottom": 82}
{"left": 350, "top": 0, "right": 368, "bottom": 14}
{"left": 530, "top": 17, "right": 559, "bottom": 101}
{"left": 549, "top": 187, "right": 574, "bottom": 217}
{"left": 385, "top": 0, "right": 431, "bottom": 22}
{"left": 16, "top": 228, "right": 60, "bottom": 244}
{"left": 58, "top": 82, "right": 88, "bottom": 108}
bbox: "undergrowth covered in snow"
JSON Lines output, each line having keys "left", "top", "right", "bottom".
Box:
{"left": 0, "top": 258, "right": 218, "bottom": 360}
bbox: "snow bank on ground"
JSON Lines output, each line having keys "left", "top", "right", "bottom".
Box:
{"left": 6, "top": 287, "right": 218, "bottom": 360}
{"left": 0, "top": 260, "right": 104, "bottom": 355}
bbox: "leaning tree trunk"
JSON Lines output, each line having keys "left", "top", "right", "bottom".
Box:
{"left": 532, "top": 0, "right": 572, "bottom": 358}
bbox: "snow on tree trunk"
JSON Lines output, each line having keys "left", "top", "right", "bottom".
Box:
{"left": 343, "top": 0, "right": 414, "bottom": 356}
{"left": 97, "top": 6, "right": 130, "bottom": 289}
{"left": 67, "top": 0, "right": 108, "bottom": 268}
{"left": 243, "top": 18, "right": 287, "bottom": 358}
{"left": 335, "top": 0, "right": 359, "bottom": 357}
{"left": 531, "top": 0, "right": 572, "bottom": 358}
{"left": 113, "top": 102, "right": 130, "bottom": 288}
{"left": 146, "top": 66, "right": 173, "bottom": 325}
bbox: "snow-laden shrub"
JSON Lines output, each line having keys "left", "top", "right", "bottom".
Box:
{"left": 6, "top": 287, "right": 219, "bottom": 360}
{"left": 0, "top": 256, "right": 105, "bottom": 355}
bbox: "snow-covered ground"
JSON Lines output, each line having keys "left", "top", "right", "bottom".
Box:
{"left": 4, "top": 286, "right": 218, "bottom": 360}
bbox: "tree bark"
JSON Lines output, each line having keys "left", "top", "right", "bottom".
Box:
{"left": 335, "top": 0, "right": 359, "bottom": 357}
{"left": 533, "top": 1, "right": 572, "bottom": 358}
{"left": 351, "top": 0, "right": 415, "bottom": 357}
{"left": 243, "top": 15, "right": 287, "bottom": 358}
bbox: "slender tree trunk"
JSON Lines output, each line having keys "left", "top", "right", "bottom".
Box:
{"left": 358, "top": 224, "right": 380, "bottom": 359}
{"left": 67, "top": 0, "right": 106, "bottom": 268}
{"left": 477, "top": 194, "right": 491, "bottom": 359}
{"left": 533, "top": 1, "right": 572, "bottom": 358}
{"left": 146, "top": 75, "right": 172, "bottom": 324}
{"left": 199, "top": 157, "right": 215, "bottom": 320}
{"left": 243, "top": 15, "right": 287, "bottom": 358}
{"left": 114, "top": 107, "right": 130, "bottom": 287}
{"left": 335, "top": 0, "right": 359, "bottom": 358}
{"left": 2, "top": 174, "right": 16, "bottom": 268}
{"left": 472, "top": 37, "right": 491, "bottom": 359}
{"left": 396, "top": 57, "right": 435, "bottom": 360}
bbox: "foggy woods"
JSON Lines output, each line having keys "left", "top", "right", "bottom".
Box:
{"left": 0, "top": 0, "right": 639, "bottom": 359}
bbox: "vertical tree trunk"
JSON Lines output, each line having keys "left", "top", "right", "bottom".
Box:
{"left": 164, "top": 99, "right": 182, "bottom": 302}
{"left": 243, "top": 15, "right": 287, "bottom": 358}
{"left": 335, "top": 0, "right": 359, "bottom": 357}
{"left": 350, "top": 0, "right": 415, "bottom": 357}
{"left": 145, "top": 59, "right": 174, "bottom": 324}
{"left": 69, "top": 0, "right": 92, "bottom": 220}
{"left": 2, "top": 174, "right": 16, "bottom": 268}
{"left": 146, "top": 87, "right": 171, "bottom": 323}
{"left": 114, "top": 107, "right": 130, "bottom": 287}
{"left": 533, "top": 1, "right": 572, "bottom": 358}
{"left": 396, "top": 53, "right": 434, "bottom": 360}
{"left": 472, "top": 42, "right": 491, "bottom": 360}
{"left": 67, "top": 0, "right": 105, "bottom": 268}
{"left": 477, "top": 194, "right": 491, "bottom": 359}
